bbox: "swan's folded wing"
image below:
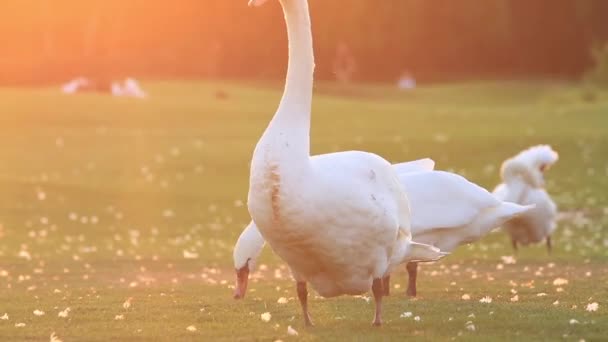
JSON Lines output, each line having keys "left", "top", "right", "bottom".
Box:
{"left": 399, "top": 171, "right": 502, "bottom": 232}
{"left": 492, "top": 183, "right": 508, "bottom": 201}
{"left": 392, "top": 158, "right": 435, "bottom": 174}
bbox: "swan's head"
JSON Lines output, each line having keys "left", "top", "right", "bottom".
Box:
{"left": 518, "top": 145, "right": 559, "bottom": 176}
{"left": 233, "top": 261, "right": 251, "bottom": 299}
{"left": 248, "top": 0, "right": 271, "bottom": 7}
{"left": 501, "top": 145, "right": 559, "bottom": 187}
{"left": 233, "top": 222, "right": 265, "bottom": 299}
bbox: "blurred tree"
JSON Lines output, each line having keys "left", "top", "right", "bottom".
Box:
{"left": 1, "top": 0, "right": 608, "bottom": 84}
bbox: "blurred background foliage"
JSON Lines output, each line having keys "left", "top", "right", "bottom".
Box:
{"left": 1, "top": 0, "right": 608, "bottom": 84}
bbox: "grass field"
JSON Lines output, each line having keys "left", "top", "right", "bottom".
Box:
{"left": 0, "top": 80, "right": 607, "bottom": 341}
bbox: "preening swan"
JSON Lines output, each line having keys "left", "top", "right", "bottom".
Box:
{"left": 397, "top": 166, "right": 534, "bottom": 296}
{"left": 235, "top": 159, "right": 533, "bottom": 299}
{"left": 245, "top": 0, "right": 444, "bottom": 326}
{"left": 493, "top": 145, "right": 558, "bottom": 252}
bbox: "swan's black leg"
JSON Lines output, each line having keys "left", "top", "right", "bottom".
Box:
{"left": 297, "top": 281, "right": 313, "bottom": 326}
{"left": 371, "top": 278, "right": 383, "bottom": 326}
{"left": 406, "top": 262, "right": 418, "bottom": 297}
{"left": 546, "top": 236, "right": 552, "bottom": 255}
{"left": 382, "top": 275, "right": 391, "bottom": 296}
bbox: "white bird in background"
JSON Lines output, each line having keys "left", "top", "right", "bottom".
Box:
{"left": 234, "top": 159, "right": 533, "bottom": 299}
{"left": 61, "top": 77, "right": 89, "bottom": 94}
{"left": 245, "top": 0, "right": 444, "bottom": 326}
{"left": 493, "top": 145, "right": 559, "bottom": 253}
{"left": 112, "top": 78, "right": 148, "bottom": 98}
{"left": 122, "top": 78, "right": 147, "bottom": 98}
{"left": 111, "top": 82, "right": 125, "bottom": 96}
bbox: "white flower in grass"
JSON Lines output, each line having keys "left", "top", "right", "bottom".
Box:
{"left": 287, "top": 325, "right": 299, "bottom": 336}
{"left": 123, "top": 297, "right": 133, "bottom": 310}
{"left": 400, "top": 312, "right": 413, "bottom": 318}
{"left": 479, "top": 296, "right": 492, "bottom": 304}
{"left": 186, "top": 325, "right": 197, "bottom": 332}
{"left": 15, "top": 323, "right": 26, "bottom": 327}
{"left": 510, "top": 295, "right": 519, "bottom": 302}
{"left": 414, "top": 316, "right": 421, "bottom": 322}
{"left": 18, "top": 250, "right": 31, "bottom": 260}
{"left": 277, "top": 297, "right": 288, "bottom": 304}
{"left": 261, "top": 312, "right": 272, "bottom": 322}
{"left": 586, "top": 302, "right": 599, "bottom": 312}
{"left": 50, "top": 332, "right": 63, "bottom": 342}
{"left": 465, "top": 321, "right": 476, "bottom": 331}
{"left": 461, "top": 294, "right": 471, "bottom": 300}
{"left": 553, "top": 278, "right": 568, "bottom": 286}
{"left": 33, "top": 309, "right": 45, "bottom": 316}
{"left": 569, "top": 319, "right": 579, "bottom": 325}
{"left": 0, "top": 313, "right": 8, "bottom": 320}
{"left": 500, "top": 255, "right": 517, "bottom": 264}
{"left": 114, "top": 314, "right": 124, "bottom": 320}
{"left": 183, "top": 250, "right": 199, "bottom": 259}
{"left": 58, "top": 308, "right": 70, "bottom": 318}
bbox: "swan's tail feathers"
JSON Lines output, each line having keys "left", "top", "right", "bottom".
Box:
{"left": 497, "top": 202, "right": 535, "bottom": 222}
{"left": 393, "top": 158, "right": 435, "bottom": 174}
{"left": 406, "top": 241, "right": 449, "bottom": 263}
{"left": 473, "top": 202, "right": 536, "bottom": 238}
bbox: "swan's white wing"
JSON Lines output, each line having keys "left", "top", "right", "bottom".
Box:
{"left": 492, "top": 183, "right": 508, "bottom": 201}
{"left": 399, "top": 171, "right": 501, "bottom": 232}
{"left": 392, "top": 158, "right": 435, "bottom": 174}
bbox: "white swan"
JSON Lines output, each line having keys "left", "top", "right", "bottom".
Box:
{"left": 245, "top": 0, "right": 444, "bottom": 326}
{"left": 398, "top": 167, "right": 534, "bottom": 296}
{"left": 493, "top": 145, "right": 558, "bottom": 252}
{"left": 235, "top": 159, "right": 533, "bottom": 299}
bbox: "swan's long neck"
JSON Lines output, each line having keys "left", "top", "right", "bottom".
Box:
{"left": 264, "top": 0, "right": 314, "bottom": 160}
{"left": 234, "top": 222, "right": 265, "bottom": 269}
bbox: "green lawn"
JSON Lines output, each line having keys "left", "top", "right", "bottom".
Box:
{"left": 0, "top": 80, "right": 607, "bottom": 341}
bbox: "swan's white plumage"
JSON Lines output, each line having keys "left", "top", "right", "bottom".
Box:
{"left": 250, "top": 151, "right": 428, "bottom": 297}
{"left": 393, "top": 158, "right": 435, "bottom": 174}
{"left": 236, "top": 159, "right": 532, "bottom": 282}
{"left": 400, "top": 171, "right": 501, "bottom": 231}
{"left": 233, "top": 221, "right": 265, "bottom": 270}
{"left": 246, "top": 0, "right": 442, "bottom": 300}
{"left": 493, "top": 145, "right": 559, "bottom": 245}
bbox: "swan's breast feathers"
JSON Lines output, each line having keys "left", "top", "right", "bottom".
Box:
{"left": 267, "top": 164, "right": 282, "bottom": 223}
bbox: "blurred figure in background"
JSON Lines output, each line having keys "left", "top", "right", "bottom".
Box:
{"left": 397, "top": 69, "right": 416, "bottom": 90}
{"left": 333, "top": 41, "right": 357, "bottom": 83}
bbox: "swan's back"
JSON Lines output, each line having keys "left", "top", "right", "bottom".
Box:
{"left": 400, "top": 170, "right": 532, "bottom": 251}
{"left": 400, "top": 171, "right": 500, "bottom": 231}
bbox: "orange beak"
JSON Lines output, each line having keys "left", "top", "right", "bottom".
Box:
{"left": 233, "top": 264, "right": 250, "bottom": 299}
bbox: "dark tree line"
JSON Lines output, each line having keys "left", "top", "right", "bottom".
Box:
{"left": 1, "top": 0, "right": 607, "bottom": 84}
